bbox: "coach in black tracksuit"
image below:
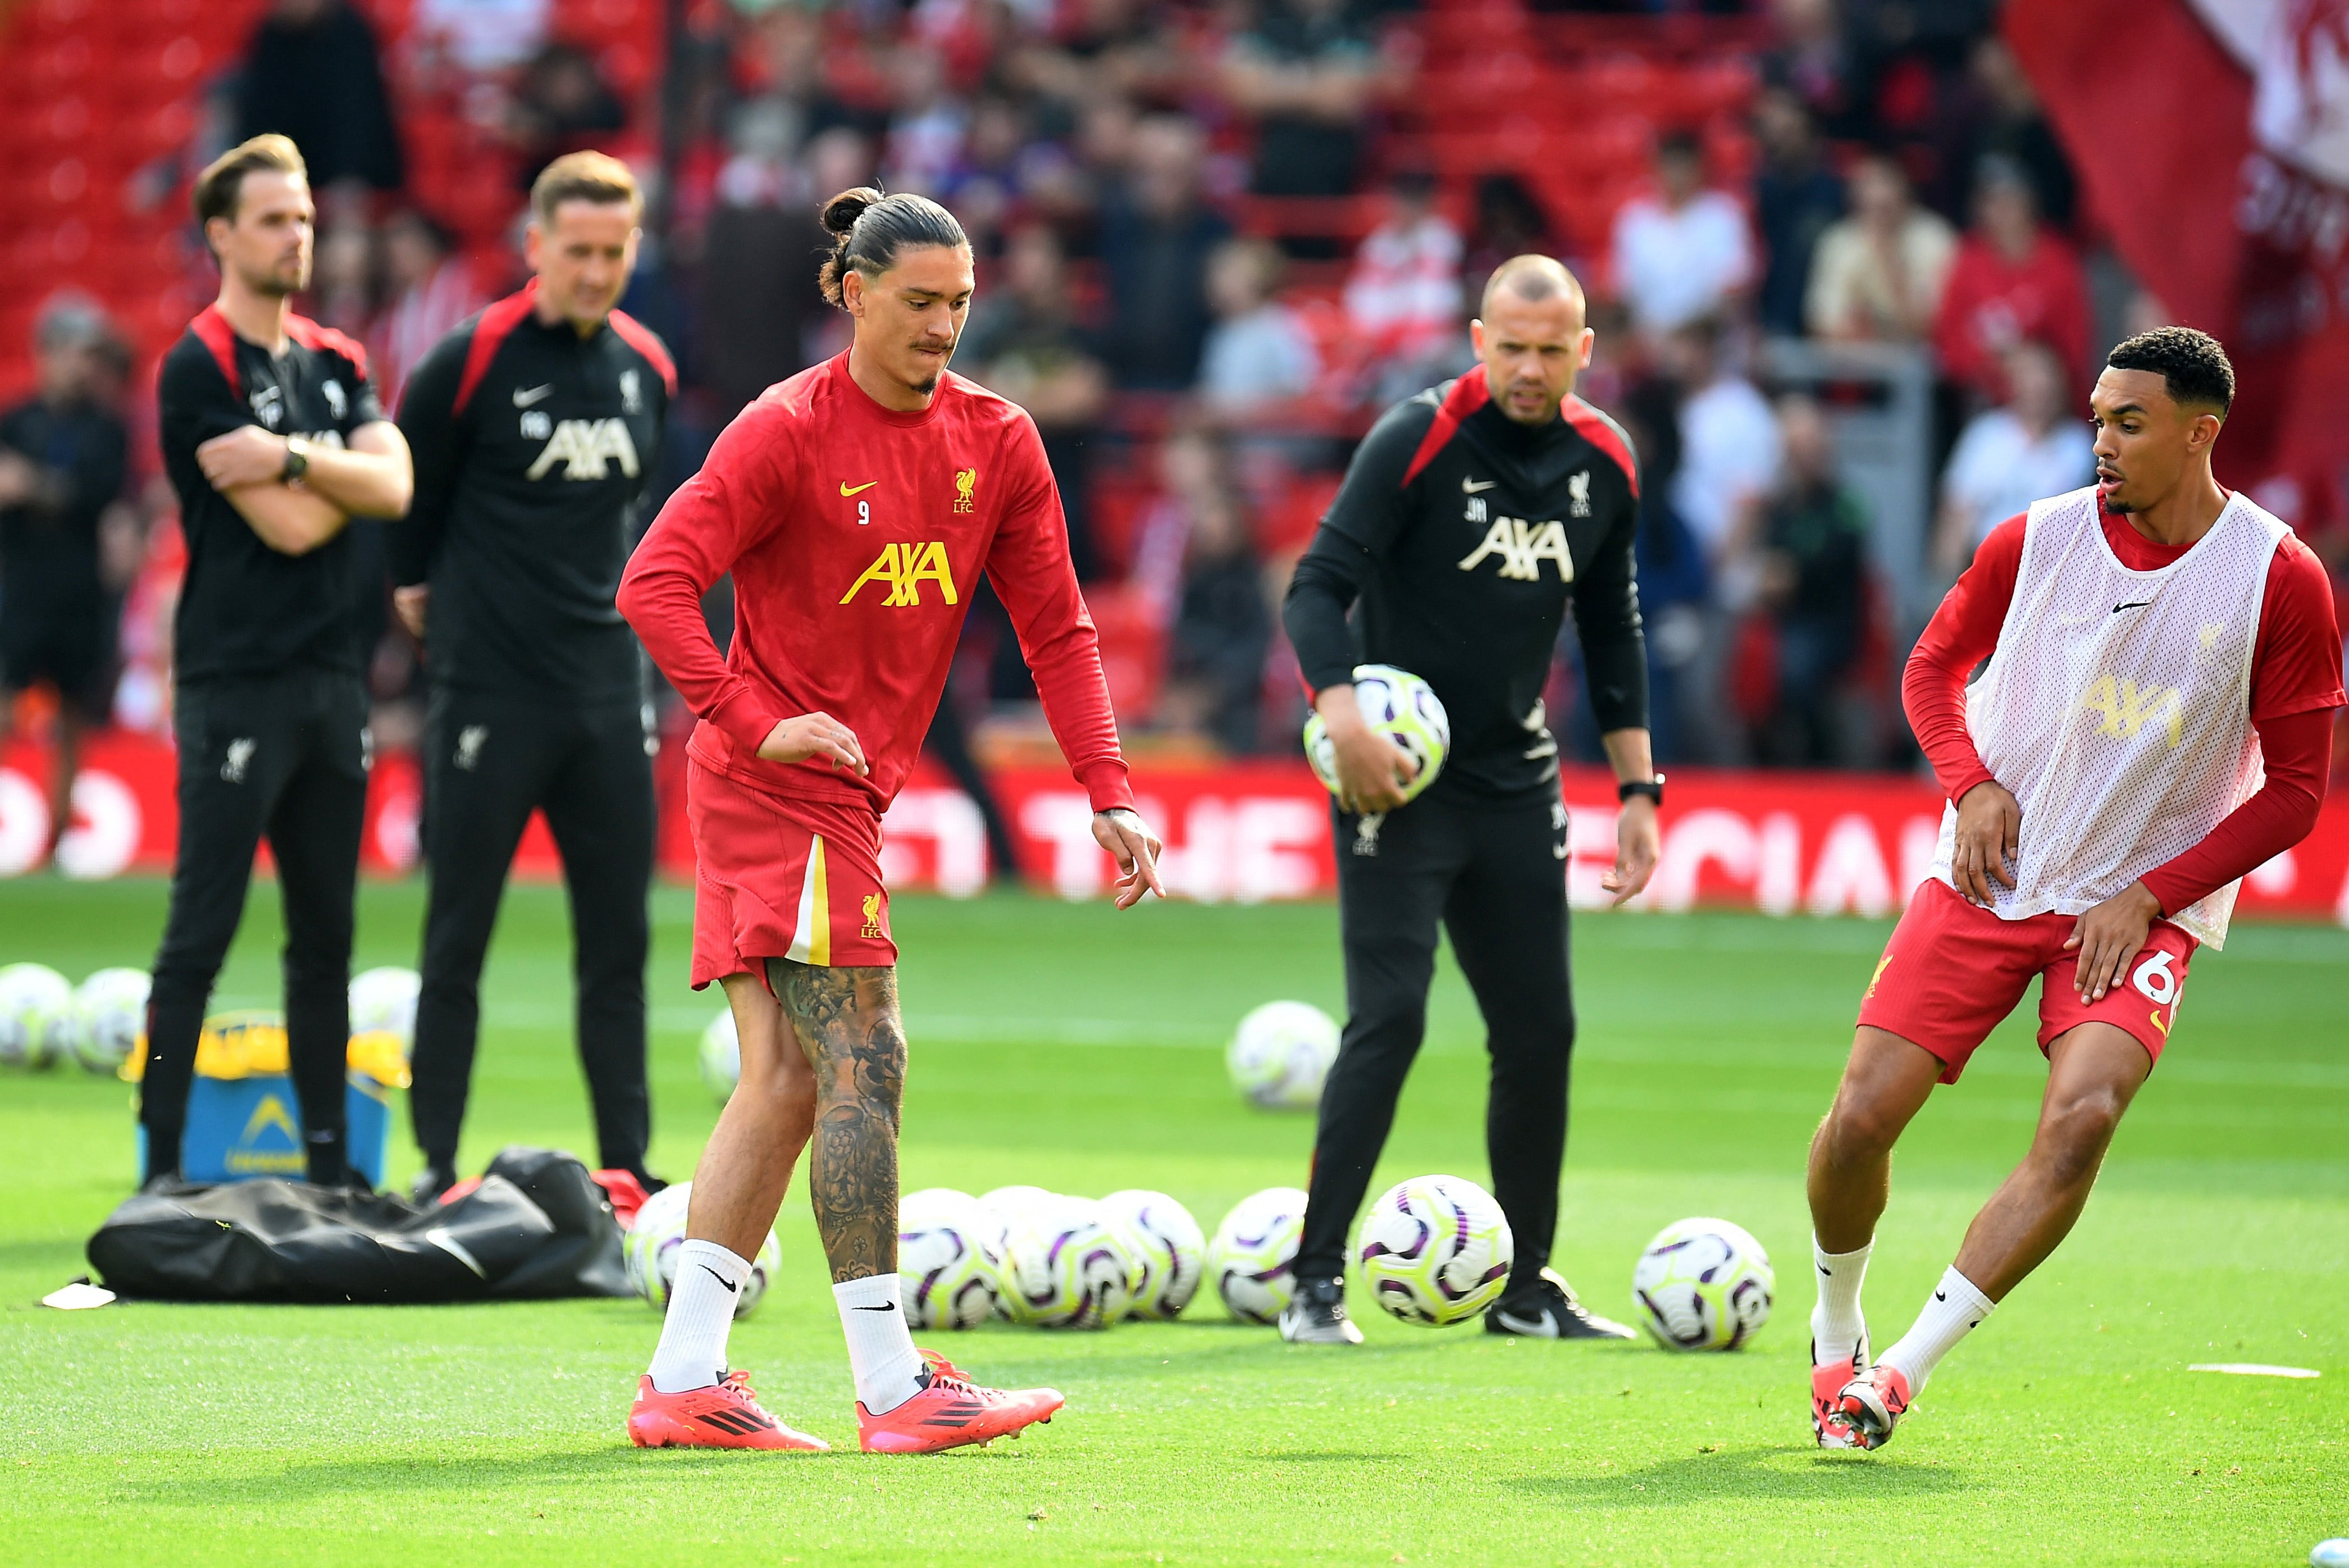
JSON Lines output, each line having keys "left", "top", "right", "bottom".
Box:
{"left": 390, "top": 177, "right": 674, "bottom": 1200}
{"left": 146, "top": 136, "right": 416, "bottom": 1188}
{"left": 1277, "top": 256, "right": 1662, "bottom": 1344}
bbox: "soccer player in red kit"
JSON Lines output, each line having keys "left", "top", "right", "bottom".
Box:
{"left": 1805, "top": 328, "right": 2342, "bottom": 1450}
{"left": 614, "top": 188, "right": 1164, "bottom": 1454}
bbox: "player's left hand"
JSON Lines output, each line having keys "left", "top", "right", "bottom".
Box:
{"left": 1603, "top": 795, "right": 1659, "bottom": 908}
{"left": 196, "top": 426, "right": 291, "bottom": 491}
{"left": 1093, "top": 808, "right": 1165, "bottom": 909}
{"left": 2063, "top": 880, "right": 2161, "bottom": 1002}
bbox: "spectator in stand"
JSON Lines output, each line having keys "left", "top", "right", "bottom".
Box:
{"left": 1013, "top": 0, "right": 1185, "bottom": 114}
{"left": 883, "top": 47, "right": 968, "bottom": 200}
{"left": 1343, "top": 166, "right": 1465, "bottom": 403}
{"left": 697, "top": 127, "right": 872, "bottom": 420}
{"left": 1932, "top": 36, "right": 2077, "bottom": 234}
{"left": 1221, "top": 0, "right": 1392, "bottom": 202}
{"left": 309, "top": 220, "right": 378, "bottom": 340}
{"left": 1931, "top": 338, "right": 2093, "bottom": 576}
{"left": 960, "top": 224, "right": 1112, "bottom": 582}
{"left": 1751, "top": 86, "right": 1843, "bottom": 339}
{"left": 1805, "top": 151, "right": 1956, "bottom": 343}
{"left": 1754, "top": 394, "right": 1871, "bottom": 766}
{"left": 1764, "top": 0, "right": 1858, "bottom": 138}
{"left": 1197, "top": 237, "right": 1319, "bottom": 421}
{"left": 1611, "top": 130, "right": 1755, "bottom": 340}
{"left": 0, "top": 297, "right": 130, "bottom": 864}
{"left": 1160, "top": 487, "right": 1271, "bottom": 754}
{"left": 1462, "top": 172, "right": 1556, "bottom": 291}
{"left": 507, "top": 42, "right": 627, "bottom": 193}
{"left": 234, "top": 0, "right": 403, "bottom": 200}
{"left": 1663, "top": 315, "right": 1781, "bottom": 576}
{"left": 1097, "top": 115, "right": 1233, "bottom": 389}
{"left": 1933, "top": 155, "right": 2090, "bottom": 404}
{"left": 412, "top": 0, "right": 548, "bottom": 75}
{"left": 944, "top": 98, "right": 1077, "bottom": 251}
{"left": 375, "top": 210, "right": 485, "bottom": 412}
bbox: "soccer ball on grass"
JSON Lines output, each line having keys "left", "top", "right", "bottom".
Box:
{"left": 624, "top": 1181, "right": 779, "bottom": 1319}
{"left": 1099, "top": 1188, "right": 1206, "bottom": 1319}
{"left": 348, "top": 967, "right": 421, "bottom": 1054}
{"left": 698, "top": 1008, "right": 740, "bottom": 1104}
{"left": 0, "top": 963, "right": 74, "bottom": 1069}
{"left": 1631, "top": 1217, "right": 1774, "bottom": 1351}
{"left": 1357, "top": 1174, "right": 1514, "bottom": 1326}
{"left": 71, "top": 967, "right": 149, "bottom": 1075}
{"left": 1226, "top": 1000, "right": 1339, "bottom": 1110}
{"left": 1302, "top": 663, "right": 1451, "bottom": 805}
{"left": 1206, "top": 1187, "right": 1310, "bottom": 1325}
{"left": 897, "top": 1187, "right": 1004, "bottom": 1330}
{"left": 998, "top": 1195, "right": 1137, "bottom": 1329}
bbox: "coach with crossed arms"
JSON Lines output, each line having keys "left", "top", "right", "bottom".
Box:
{"left": 146, "top": 135, "right": 414, "bottom": 1188}
{"left": 389, "top": 152, "right": 676, "bottom": 1202}
{"left": 1278, "top": 255, "right": 1661, "bottom": 1346}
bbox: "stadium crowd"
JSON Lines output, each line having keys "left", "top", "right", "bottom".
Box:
{"left": 3, "top": 0, "right": 2346, "bottom": 799}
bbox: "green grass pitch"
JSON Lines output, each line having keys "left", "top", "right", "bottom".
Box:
{"left": 2, "top": 876, "right": 2345, "bottom": 1565}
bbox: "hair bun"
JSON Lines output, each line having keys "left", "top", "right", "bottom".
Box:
{"left": 821, "top": 186, "right": 884, "bottom": 238}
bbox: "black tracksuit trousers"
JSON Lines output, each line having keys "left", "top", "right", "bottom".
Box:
{"left": 143, "top": 669, "right": 369, "bottom": 1184}
{"left": 1296, "top": 786, "right": 1576, "bottom": 1294}
{"left": 405, "top": 686, "right": 654, "bottom": 1174}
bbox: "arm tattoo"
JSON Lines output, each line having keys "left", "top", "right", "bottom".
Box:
{"left": 770, "top": 959, "right": 906, "bottom": 1282}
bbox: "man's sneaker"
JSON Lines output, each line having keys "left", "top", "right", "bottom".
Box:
{"left": 627, "top": 1370, "right": 828, "bottom": 1451}
{"left": 1278, "top": 1275, "right": 1364, "bottom": 1345}
{"left": 1832, "top": 1364, "right": 1913, "bottom": 1451}
{"left": 1485, "top": 1268, "right": 1636, "bottom": 1339}
{"left": 1812, "top": 1335, "right": 1869, "bottom": 1448}
{"left": 408, "top": 1164, "right": 459, "bottom": 1205}
{"left": 856, "top": 1353, "right": 1063, "bottom": 1454}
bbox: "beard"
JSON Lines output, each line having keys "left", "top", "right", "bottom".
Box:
{"left": 912, "top": 373, "right": 941, "bottom": 395}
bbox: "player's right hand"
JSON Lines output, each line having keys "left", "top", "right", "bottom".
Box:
{"left": 758, "top": 712, "right": 869, "bottom": 776}
{"left": 1319, "top": 688, "right": 1416, "bottom": 814}
{"left": 1951, "top": 780, "right": 2020, "bottom": 905}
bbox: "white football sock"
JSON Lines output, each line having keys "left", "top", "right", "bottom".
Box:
{"left": 647, "top": 1239, "right": 747, "bottom": 1394}
{"left": 834, "top": 1274, "right": 926, "bottom": 1415}
{"left": 1877, "top": 1265, "right": 1996, "bottom": 1393}
{"left": 1809, "top": 1236, "right": 1873, "bottom": 1368}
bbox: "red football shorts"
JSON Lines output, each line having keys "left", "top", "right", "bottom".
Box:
{"left": 686, "top": 759, "right": 896, "bottom": 988}
{"left": 1855, "top": 877, "right": 2195, "bottom": 1083}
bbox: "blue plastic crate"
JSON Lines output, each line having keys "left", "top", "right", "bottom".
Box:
{"left": 137, "top": 1071, "right": 393, "bottom": 1187}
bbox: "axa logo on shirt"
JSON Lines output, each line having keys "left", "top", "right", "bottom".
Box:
{"left": 527, "top": 418, "right": 640, "bottom": 481}
{"left": 1458, "top": 517, "right": 1575, "bottom": 582}
{"left": 842, "top": 541, "right": 959, "bottom": 607}
{"left": 2081, "top": 673, "right": 2183, "bottom": 747}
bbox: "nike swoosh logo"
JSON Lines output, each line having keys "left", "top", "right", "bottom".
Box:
{"left": 851, "top": 1301, "right": 897, "bottom": 1312}
{"left": 1461, "top": 478, "right": 1498, "bottom": 494}
{"left": 700, "top": 1264, "right": 737, "bottom": 1294}
{"left": 2113, "top": 600, "right": 2152, "bottom": 613}
{"left": 512, "top": 384, "right": 554, "bottom": 407}
{"left": 840, "top": 481, "right": 878, "bottom": 497}
{"left": 1934, "top": 1291, "right": 1946, "bottom": 1302}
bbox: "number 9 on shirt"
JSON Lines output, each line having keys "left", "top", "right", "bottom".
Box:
{"left": 1303, "top": 664, "right": 1450, "bottom": 806}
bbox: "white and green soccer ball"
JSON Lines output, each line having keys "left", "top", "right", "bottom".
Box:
{"left": 699, "top": 1009, "right": 740, "bottom": 1104}
{"left": 348, "top": 967, "right": 421, "bottom": 1055}
{"left": 1631, "top": 1216, "right": 1774, "bottom": 1352}
{"left": 998, "top": 1196, "right": 1137, "bottom": 1329}
{"left": 975, "top": 1184, "right": 1056, "bottom": 1261}
{"left": 1227, "top": 1000, "right": 1339, "bottom": 1110}
{"left": 1100, "top": 1188, "right": 1206, "bottom": 1319}
{"left": 1356, "top": 1174, "right": 1514, "bottom": 1326}
{"left": 898, "top": 1187, "right": 1004, "bottom": 1330}
{"left": 70, "top": 967, "right": 149, "bottom": 1075}
{"left": 624, "top": 1180, "right": 779, "bottom": 1320}
{"left": 1302, "top": 663, "right": 1451, "bottom": 805}
{"left": 1206, "top": 1186, "right": 1310, "bottom": 1325}
{"left": 0, "top": 963, "right": 74, "bottom": 1069}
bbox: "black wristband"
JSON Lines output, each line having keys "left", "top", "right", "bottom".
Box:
{"left": 1617, "top": 775, "right": 1664, "bottom": 808}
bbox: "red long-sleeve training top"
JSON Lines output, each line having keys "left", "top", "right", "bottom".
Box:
{"left": 617, "top": 352, "right": 1134, "bottom": 816}
{"left": 1905, "top": 504, "right": 2344, "bottom": 917}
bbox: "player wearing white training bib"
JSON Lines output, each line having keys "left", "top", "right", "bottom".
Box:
{"left": 1801, "top": 328, "right": 2342, "bottom": 1452}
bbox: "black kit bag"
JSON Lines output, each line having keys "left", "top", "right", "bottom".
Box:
{"left": 86, "top": 1146, "right": 631, "bottom": 1304}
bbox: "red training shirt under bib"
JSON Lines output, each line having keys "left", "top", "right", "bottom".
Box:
{"left": 618, "top": 352, "right": 1134, "bottom": 818}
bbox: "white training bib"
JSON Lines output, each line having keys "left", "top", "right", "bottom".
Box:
{"left": 1930, "top": 484, "right": 2287, "bottom": 948}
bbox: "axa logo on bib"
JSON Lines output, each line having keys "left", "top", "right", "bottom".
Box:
{"left": 527, "top": 418, "right": 640, "bottom": 481}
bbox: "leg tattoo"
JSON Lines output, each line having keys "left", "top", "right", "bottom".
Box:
{"left": 772, "top": 959, "right": 906, "bottom": 1283}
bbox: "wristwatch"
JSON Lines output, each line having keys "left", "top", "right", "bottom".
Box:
{"left": 280, "top": 436, "right": 309, "bottom": 487}
{"left": 1617, "top": 774, "right": 1665, "bottom": 808}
